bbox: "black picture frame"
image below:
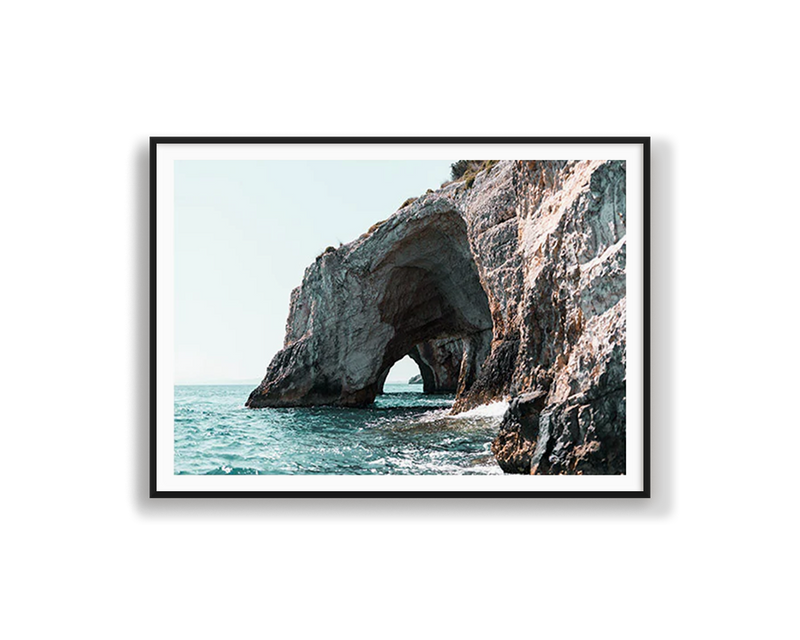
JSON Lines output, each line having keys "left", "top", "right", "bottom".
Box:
{"left": 151, "top": 137, "right": 650, "bottom": 498}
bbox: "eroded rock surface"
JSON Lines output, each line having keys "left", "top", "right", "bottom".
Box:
{"left": 246, "top": 200, "right": 492, "bottom": 408}
{"left": 247, "top": 160, "right": 628, "bottom": 475}
{"left": 408, "top": 337, "right": 465, "bottom": 394}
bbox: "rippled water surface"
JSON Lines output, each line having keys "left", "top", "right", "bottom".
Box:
{"left": 174, "top": 384, "right": 503, "bottom": 475}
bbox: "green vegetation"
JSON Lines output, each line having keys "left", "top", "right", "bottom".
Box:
{"left": 400, "top": 197, "right": 417, "bottom": 209}
{"left": 450, "top": 160, "right": 471, "bottom": 180}
{"left": 444, "top": 160, "right": 499, "bottom": 189}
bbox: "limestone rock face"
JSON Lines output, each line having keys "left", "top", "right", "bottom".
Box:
{"left": 462, "top": 160, "right": 628, "bottom": 475}
{"left": 247, "top": 160, "right": 628, "bottom": 475}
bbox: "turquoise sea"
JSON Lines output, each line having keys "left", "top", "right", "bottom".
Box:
{"left": 174, "top": 383, "right": 503, "bottom": 475}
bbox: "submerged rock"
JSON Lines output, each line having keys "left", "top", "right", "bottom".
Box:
{"left": 247, "top": 160, "right": 628, "bottom": 475}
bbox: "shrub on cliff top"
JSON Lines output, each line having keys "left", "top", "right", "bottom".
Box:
{"left": 450, "top": 160, "right": 471, "bottom": 180}
{"left": 447, "top": 160, "right": 499, "bottom": 188}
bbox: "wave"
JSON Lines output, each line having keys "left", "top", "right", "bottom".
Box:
{"left": 447, "top": 401, "right": 508, "bottom": 419}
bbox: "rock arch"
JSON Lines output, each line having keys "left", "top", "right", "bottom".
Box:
{"left": 246, "top": 202, "right": 493, "bottom": 408}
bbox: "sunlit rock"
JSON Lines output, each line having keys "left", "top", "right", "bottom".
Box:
{"left": 247, "top": 160, "right": 628, "bottom": 475}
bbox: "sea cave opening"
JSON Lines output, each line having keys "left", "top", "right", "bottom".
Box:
{"left": 378, "top": 355, "right": 423, "bottom": 394}
{"left": 363, "top": 210, "right": 494, "bottom": 404}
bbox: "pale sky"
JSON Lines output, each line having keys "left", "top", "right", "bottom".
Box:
{"left": 174, "top": 160, "right": 456, "bottom": 384}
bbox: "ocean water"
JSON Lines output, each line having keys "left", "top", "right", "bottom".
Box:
{"left": 174, "top": 383, "right": 503, "bottom": 475}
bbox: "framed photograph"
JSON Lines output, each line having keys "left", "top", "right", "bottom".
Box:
{"left": 151, "top": 137, "right": 650, "bottom": 498}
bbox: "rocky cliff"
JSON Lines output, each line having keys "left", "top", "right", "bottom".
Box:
{"left": 247, "top": 160, "right": 627, "bottom": 475}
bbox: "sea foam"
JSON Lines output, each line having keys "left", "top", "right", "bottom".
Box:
{"left": 447, "top": 401, "right": 509, "bottom": 420}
